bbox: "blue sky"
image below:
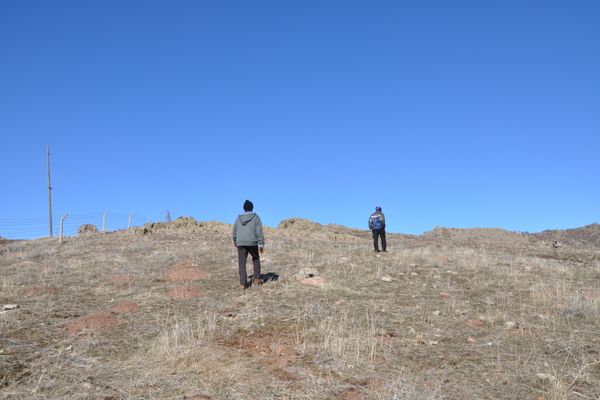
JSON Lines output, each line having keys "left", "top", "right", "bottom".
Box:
{"left": 1, "top": 1, "right": 599, "bottom": 238}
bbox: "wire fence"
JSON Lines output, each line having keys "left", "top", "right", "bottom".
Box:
{"left": 0, "top": 212, "right": 154, "bottom": 240}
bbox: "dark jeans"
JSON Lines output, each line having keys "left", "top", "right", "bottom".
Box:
{"left": 372, "top": 229, "right": 386, "bottom": 252}
{"left": 237, "top": 246, "right": 261, "bottom": 285}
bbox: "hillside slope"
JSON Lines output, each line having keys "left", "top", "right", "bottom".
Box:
{"left": 533, "top": 223, "right": 600, "bottom": 248}
{"left": 1, "top": 219, "right": 599, "bottom": 399}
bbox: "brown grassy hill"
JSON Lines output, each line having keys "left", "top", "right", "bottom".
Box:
{"left": 422, "top": 226, "right": 531, "bottom": 247}
{"left": 533, "top": 223, "right": 600, "bottom": 249}
{"left": 1, "top": 218, "right": 599, "bottom": 399}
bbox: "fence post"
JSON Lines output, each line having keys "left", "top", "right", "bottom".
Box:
{"left": 128, "top": 213, "right": 133, "bottom": 230}
{"left": 102, "top": 210, "right": 109, "bottom": 233}
{"left": 59, "top": 213, "right": 68, "bottom": 243}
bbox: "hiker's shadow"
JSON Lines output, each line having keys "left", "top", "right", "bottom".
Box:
{"left": 261, "top": 272, "right": 279, "bottom": 283}
{"left": 248, "top": 272, "right": 279, "bottom": 287}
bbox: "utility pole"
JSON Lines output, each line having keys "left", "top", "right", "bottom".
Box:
{"left": 47, "top": 146, "right": 53, "bottom": 237}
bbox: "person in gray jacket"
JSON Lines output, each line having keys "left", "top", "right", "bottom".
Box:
{"left": 232, "top": 200, "right": 265, "bottom": 289}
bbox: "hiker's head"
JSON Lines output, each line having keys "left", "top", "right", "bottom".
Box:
{"left": 376, "top": 206, "right": 382, "bottom": 212}
{"left": 243, "top": 200, "right": 254, "bottom": 212}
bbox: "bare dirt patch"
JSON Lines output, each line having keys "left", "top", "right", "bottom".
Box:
{"left": 64, "top": 312, "right": 120, "bottom": 335}
{"left": 166, "top": 260, "right": 206, "bottom": 281}
{"left": 300, "top": 276, "right": 327, "bottom": 287}
{"left": 336, "top": 388, "right": 368, "bottom": 400}
{"left": 109, "top": 302, "right": 139, "bottom": 314}
{"left": 166, "top": 285, "right": 202, "bottom": 299}
{"left": 224, "top": 328, "right": 298, "bottom": 377}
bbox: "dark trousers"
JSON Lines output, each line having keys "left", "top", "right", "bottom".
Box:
{"left": 372, "top": 229, "right": 386, "bottom": 252}
{"left": 237, "top": 246, "right": 261, "bottom": 285}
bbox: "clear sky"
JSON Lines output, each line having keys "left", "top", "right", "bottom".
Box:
{"left": 1, "top": 1, "right": 599, "bottom": 238}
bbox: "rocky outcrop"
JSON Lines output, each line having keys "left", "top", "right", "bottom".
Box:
{"left": 77, "top": 224, "right": 99, "bottom": 235}
{"left": 533, "top": 223, "right": 600, "bottom": 249}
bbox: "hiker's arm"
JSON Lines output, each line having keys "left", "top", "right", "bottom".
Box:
{"left": 232, "top": 221, "right": 237, "bottom": 246}
{"left": 256, "top": 216, "right": 265, "bottom": 248}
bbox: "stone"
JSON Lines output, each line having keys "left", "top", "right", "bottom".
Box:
{"left": 536, "top": 373, "right": 555, "bottom": 381}
{"left": 504, "top": 321, "right": 517, "bottom": 329}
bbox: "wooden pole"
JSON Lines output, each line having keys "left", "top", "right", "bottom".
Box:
{"left": 47, "top": 146, "right": 53, "bottom": 237}
{"left": 128, "top": 213, "right": 133, "bottom": 230}
{"left": 59, "top": 213, "right": 68, "bottom": 243}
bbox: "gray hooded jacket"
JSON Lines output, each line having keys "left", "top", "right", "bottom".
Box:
{"left": 232, "top": 212, "right": 265, "bottom": 247}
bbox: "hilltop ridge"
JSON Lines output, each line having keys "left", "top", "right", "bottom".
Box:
{"left": 532, "top": 223, "right": 600, "bottom": 248}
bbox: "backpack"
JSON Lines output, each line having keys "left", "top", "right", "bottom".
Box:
{"left": 370, "top": 214, "right": 383, "bottom": 230}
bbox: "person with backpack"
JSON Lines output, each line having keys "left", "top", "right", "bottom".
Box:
{"left": 232, "top": 200, "right": 265, "bottom": 289}
{"left": 368, "top": 206, "right": 386, "bottom": 252}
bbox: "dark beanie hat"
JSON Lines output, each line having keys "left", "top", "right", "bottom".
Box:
{"left": 243, "top": 200, "right": 254, "bottom": 212}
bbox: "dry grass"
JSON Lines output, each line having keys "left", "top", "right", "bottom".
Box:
{"left": 1, "top": 220, "right": 599, "bottom": 399}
